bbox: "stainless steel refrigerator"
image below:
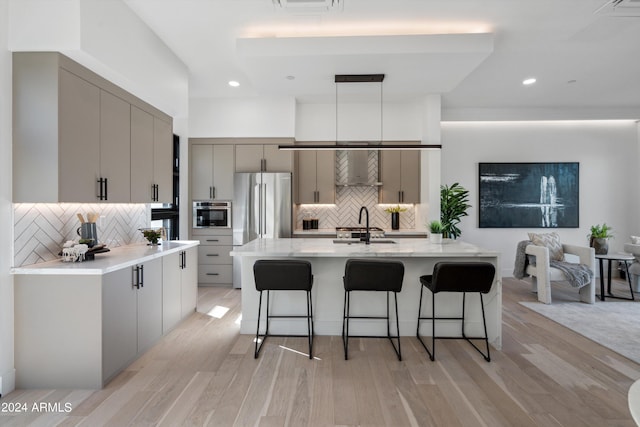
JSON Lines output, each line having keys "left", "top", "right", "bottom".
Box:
{"left": 232, "top": 172, "right": 292, "bottom": 288}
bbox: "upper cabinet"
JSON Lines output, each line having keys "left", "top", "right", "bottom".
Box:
{"left": 294, "top": 144, "right": 335, "bottom": 204}
{"left": 13, "top": 52, "right": 172, "bottom": 203}
{"left": 379, "top": 142, "right": 421, "bottom": 204}
{"left": 235, "top": 144, "right": 292, "bottom": 173}
{"left": 130, "top": 107, "right": 173, "bottom": 203}
{"left": 191, "top": 143, "right": 234, "bottom": 201}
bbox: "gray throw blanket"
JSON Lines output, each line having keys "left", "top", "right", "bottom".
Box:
{"left": 513, "top": 240, "right": 594, "bottom": 288}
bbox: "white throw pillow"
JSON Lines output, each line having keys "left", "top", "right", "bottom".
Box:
{"left": 528, "top": 232, "right": 564, "bottom": 261}
{"left": 631, "top": 235, "right": 640, "bottom": 245}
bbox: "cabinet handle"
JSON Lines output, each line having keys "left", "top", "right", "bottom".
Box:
{"left": 206, "top": 253, "right": 219, "bottom": 257}
{"left": 140, "top": 264, "right": 144, "bottom": 287}
{"left": 206, "top": 239, "right": 219, "bottom": 242}
{"left": 97, "top": 178, "right": 108, "bottom": 201}
{"left": 104, "top": 178, "right": 108, "bottom": 201}
{"left": 182, "top": 251, "right": 187, "bottom": 269}
{"left": 155, "top": 184, "right": 159, "bottom": 201}
{"left": 212, "top": 186, "right": 216, "bottom": 199}
{"left": 133, "top": 266, "right": 140, "bottom": 289}
{"left": 206, "top": 273, "right": 219, "bottom": 276}
{"left": 261, "top": 158, "right": 266, "bottom": 172}
{"left": 97, "top": 178, "right": 103, "bottom": 200}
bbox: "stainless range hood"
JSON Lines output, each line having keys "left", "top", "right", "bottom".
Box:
{"left": 336, "top": 142, "right": 382, "bottom": 187}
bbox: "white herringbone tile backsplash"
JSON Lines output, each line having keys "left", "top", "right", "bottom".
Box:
{"left": 296, "top": 150, "right": 416, "bottom": 230}
{"left": 13, "top": 203, "right": 150, "bottom": 267}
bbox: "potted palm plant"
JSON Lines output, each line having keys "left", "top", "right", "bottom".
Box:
{"left": 440, "top": 182, "right": 470, "bottom": 239}
{"left": 588, "top": 223, "right": 613, "bottom": 254}
{"left": 428, "top": 220, "right": 443, "bottom": 244}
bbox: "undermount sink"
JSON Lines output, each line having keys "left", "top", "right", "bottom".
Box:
{"left": 332, "top": 239, "right": 397, "bottom": 244}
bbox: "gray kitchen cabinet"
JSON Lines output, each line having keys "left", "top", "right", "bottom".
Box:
{"left": 102, "top": 257, "right": 162, "bottom": 382}
{"left": 295, "top": 148, "right": 335, "bottom": 204}
{"left": 191, "top": 143, "right": 234, "bottom": 200}
{"left": 131, "top": 106, "right": 173, "bottom": 203}
{"left": 192, "top": 228, "right": 233, "bottom": 286}
{"left": 99, "top": 90, "right": 131, "bottom": 202}
{"left": 235, "top": 144, "right": 292, "bottom": 173}
{"left": 12, "top": 52, "right": 172, "bottom": 203}
{"left": 379, "top": 146, "right": 421, "bottom": 204}
{"left": 102, "top": 266, "right": 137, "bottom": 382}
{"left": 162, "top": 246, "right": 198, "bottom": 333}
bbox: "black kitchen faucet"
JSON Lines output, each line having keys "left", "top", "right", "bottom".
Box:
{"left": 358, "top": 206, "right": 370, "bottom": 245}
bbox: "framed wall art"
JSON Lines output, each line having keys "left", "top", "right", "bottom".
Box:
{"left": 478, "top": 162, "right": 579, "bottom": 228}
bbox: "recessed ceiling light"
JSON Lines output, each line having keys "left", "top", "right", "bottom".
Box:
{"left": 286, "top": 75, "right": 295, "bottom": 80}
{"left": 228, "top": 80, "right": 240, "bottom": 87}
{"left": 522, "top": 78, "right": 537, "bottom": 86}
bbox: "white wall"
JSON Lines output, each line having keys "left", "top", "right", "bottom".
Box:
{"left": 295, "top": 101, "right": 421, "bottom": 141}
{"left": 441, "top": 120, "right": 640, "bottom": 278}
{"left": 189, "top": 97, "right": 296, "bottom": 138}
{"left": 8, "top": 0, "right": 189, "bottom": 118}
{"left": 0, "top": 0, "right": 15, "bottom": 396}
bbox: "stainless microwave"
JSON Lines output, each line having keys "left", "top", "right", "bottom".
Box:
{"left": 193, "top": 201, "right": 231, "bottom": 228}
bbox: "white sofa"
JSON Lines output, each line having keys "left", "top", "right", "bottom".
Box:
{"left": 623, "top": 243, "right": 640, "bottom": 292}
{"left": 525, "top": 243, "right": 596, "bottom": 304}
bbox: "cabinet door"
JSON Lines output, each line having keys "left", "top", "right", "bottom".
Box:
{"left": 316, "top": 150, "right": 335, "bottom": 204}
{"left": 399, "top": 151, "right": 420, "bottom": 203}
{"left": 263, "top": 144, "right": 292, "bottom": 172}
{"left": 58, "top": 69, "right": 100, "bottom": 202}
{"left": 212, "top": 144, "right": 235, "bottom": 200}
{"left": 235, "top": 144, "right": 263, "bottom": 172}
{"left": 102, "top": 267, "right": 137, "bottom": 382}
{"left": 379, "top": 150, "right": 402, "bottom": 203}
{"left": 100, "top": 90, "right": 131, "bottom": 203}
{"left": 137, "top": 258, "right": 163, "bottom": 353}
{"left": 153, "top": 118, "right": 173, "bottom": 203}
{"left": 130, "top": 106, "right": 155, "bottom": 202}
{"left": 162, "top": 252, "right": 182, "bottom": 334}
{"left": 191, "top": 144, "right": 214, "bottom": 200}
{"left": 181, "top": 247, "right": 198, "bottom": 318}
{"left": 295, "top": 150, "right": 317, "bottom": 204}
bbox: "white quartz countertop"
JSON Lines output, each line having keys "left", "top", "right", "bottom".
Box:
{"left": 293, "top": 229, "right": 428, "bottom": 237}
{"left": 230, "top": 238, "right": 497, "bottom": 258}
{"left": 11, "top": 240, "right": 200, "bottom": 275}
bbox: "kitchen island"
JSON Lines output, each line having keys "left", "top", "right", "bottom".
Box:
{"left": 12, "top": 241, "right": 199, "bottom": 389}
{"left": 231, "top": 238, "right": 502, "bottom": 348}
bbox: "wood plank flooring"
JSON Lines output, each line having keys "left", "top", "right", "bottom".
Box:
{"left": 1, "top": 278, "right": 639, "bottom": 426}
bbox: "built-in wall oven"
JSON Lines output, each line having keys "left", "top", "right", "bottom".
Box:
{"left": 193, "top": 201, "right": 231, "bottom": 228}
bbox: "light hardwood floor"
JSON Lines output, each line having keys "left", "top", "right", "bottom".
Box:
{"left": 1, "top": 278, "right": 639, "bottom": 426}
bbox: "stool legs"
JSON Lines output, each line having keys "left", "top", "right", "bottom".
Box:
{"left": 342, "top": 290, "right": 402, "bottom": 361}
{"left": 416, "top": 287, "right": 491, "bottom": 362}
{"left": 255, "top": 290, "right": 314, "bottom": 359}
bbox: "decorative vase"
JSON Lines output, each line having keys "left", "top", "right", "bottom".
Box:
{"left": 391, "top": 212, "right": 400, "bottom": 230}
{"left": 430, "top": 233, "right": 443, "bottom": 244}
{"left": 590, "top": 237, "right": 608, "bottom": 254}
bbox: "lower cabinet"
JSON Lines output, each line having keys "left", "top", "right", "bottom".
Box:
{"left": 14, "top": 244, "right": 198, "bottom": 389}
{"left": 102, "top": 257, "right": 163, "bottom": 383}
{"left": 193, "top": 229, "right": 233, "bottom": 286}
{"left": 162, "top": 247, "right": 198, "bottom": 333}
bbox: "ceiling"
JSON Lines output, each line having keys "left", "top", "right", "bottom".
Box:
{"left": 123, "top": 0, "right": 640, "bottom": 112}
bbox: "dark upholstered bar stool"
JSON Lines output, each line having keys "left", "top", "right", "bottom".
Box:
{"left": 253, "top": 260, "right": 314, "bottom": 359}
{"left": 417, "top": 262, "right": 495, "bottom": 362}
{"left": 342, "top": 259, "right": 405, "bottom": 361}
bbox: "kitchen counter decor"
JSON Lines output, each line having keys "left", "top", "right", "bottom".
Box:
{"left": 140, "top": 227, "right": 164, "bottom": 245}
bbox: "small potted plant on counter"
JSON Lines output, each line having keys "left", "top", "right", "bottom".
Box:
{"left": 588, "top": 223, "right": 614, "bottom": 254}
{"left": 140, "top": 228, "right": 164, "bottom": 246}
{"left": 428, "top": 220, "right": 443, "bottom": 244}
{"left": 385, "top": 205, "right": 407, "bottom": 230}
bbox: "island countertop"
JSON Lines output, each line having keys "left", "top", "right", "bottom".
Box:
{"left": 230, "top": 237, "right": 498, "bottom": 258}
{"left": 231, "top": 237, "right": 501, "bottom": 347}
{"left": 11, "top": 240, "right": 200, "bottom": 275}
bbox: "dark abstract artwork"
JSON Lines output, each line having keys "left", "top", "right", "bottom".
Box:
{"left": 479, "top": 162, "right": 579, "bottom": 228}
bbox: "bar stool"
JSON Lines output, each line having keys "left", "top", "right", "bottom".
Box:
{"left": 253, "top": 260, "right": 314, "bottom": 359}
{"left": 417, "top": 262, "right": 495, "bottom": 362}
{"left": 342, "top": 259, "right": 405, "bottom": 361}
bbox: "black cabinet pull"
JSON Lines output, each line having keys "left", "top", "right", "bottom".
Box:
{"left": 97, "top": 178, "right": 108, "bottom": 201}
{"left": 140, "top": 265, "right": 144, "bottom": 287}
{"left": 206, "top": 254, "right": 219, "bottom": 257}
{"left": 206, "top": 239, "right": 219, "bottom": 242}
{"left": 206, "top": 273, "right": 219, "bottom": 276}
{"left": 104, "top": 178, "right": 108, "bottom": 201}
{"left": 133, "top": 266, "right": 140, "bottom": 289}
{"left": 182, "top": 251, "right": 187, "bottom": 269}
